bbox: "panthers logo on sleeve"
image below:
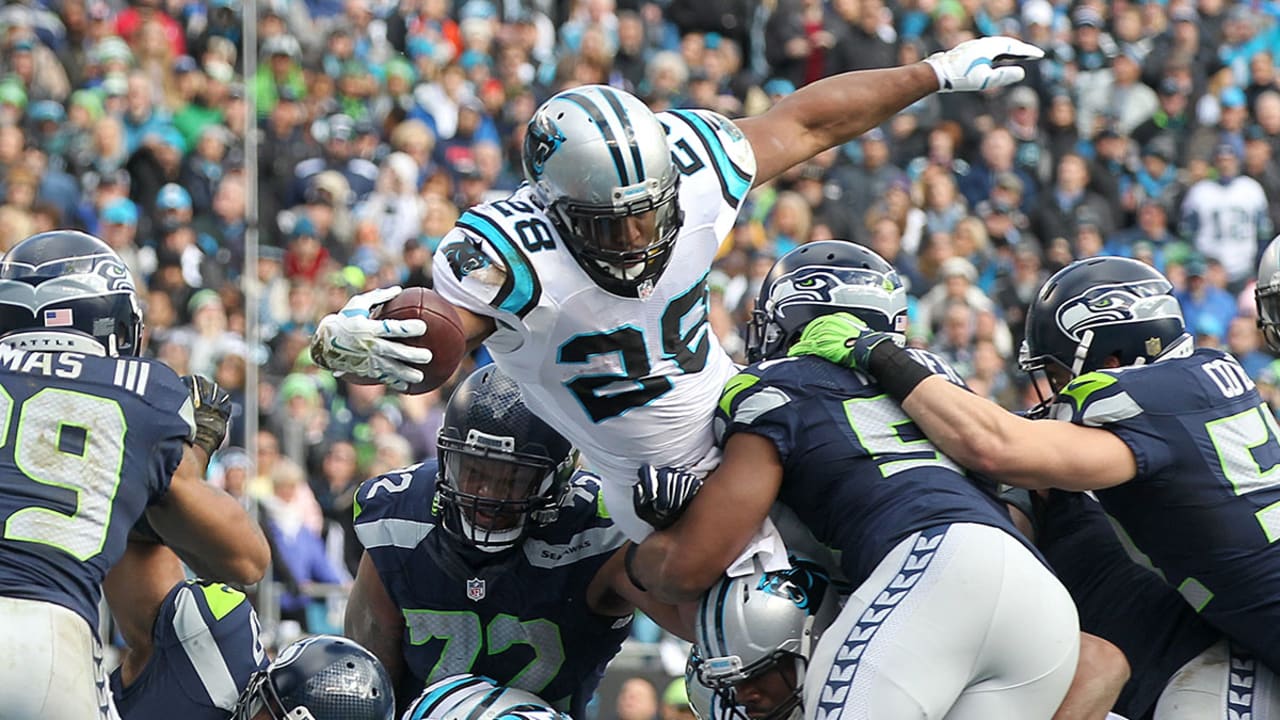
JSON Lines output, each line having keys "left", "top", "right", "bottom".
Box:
{"left": 1055, "top": 279, "right": 1182, "bottom": 341}
{"left": 443, "top": 237, "right": 494, "bottom": 281}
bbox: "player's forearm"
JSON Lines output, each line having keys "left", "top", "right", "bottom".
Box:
{"left": 346, "top": 554, "right": 405, "bottom": 687}
{"left": 630, "top": 533, "right": 711, "bottom": 604}
{"left": 766, "top": 64, "right": 938, "bottom": 162}
{"left": 900, "top": 376, "right": 1050, "bottom": 488}
{"left": 148, "top": 445, "right": 271, "bottom": 584}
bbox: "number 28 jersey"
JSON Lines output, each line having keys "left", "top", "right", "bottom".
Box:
{"left": 1051, "top": 345, "right": 1280, "bottom": 671}
{"left": 431, "top": 109, "right": 755, "bottom": 541}
{"left": 0, "top": 347, "right": 194, "bottom": 626}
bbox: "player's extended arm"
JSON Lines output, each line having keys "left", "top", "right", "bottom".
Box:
{"left": 345, "top": 553, "right": 406, "bottom": 689}
{"left": 586, "top": 545, "right": 696, "bottom": 641}
{"left": 897, "top": 375, "right": 1136, "bottom": 490}
{"left": 630, "top": 433, "right": 783, "bottom": 603}
{"left": 146, "top": 444, "right": 271, "bottom": 585}
{"left": 737, "top": 36, "right": 1043, "bottom": 186}
{"left": 102, "top": 541, "right": 187, "bottom": 686}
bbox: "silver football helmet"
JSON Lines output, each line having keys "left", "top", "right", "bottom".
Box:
{"left": 403, "top": 674, "right": 570, "bottom": 720}
{"left": 695, "top": 558, "right": 839, "bottom": 720}
{"left": 1258, "top": 234, "right": 1280, "bottom": 352}
{"left": 522, "top": 84, "right": 683, "bottom": 297}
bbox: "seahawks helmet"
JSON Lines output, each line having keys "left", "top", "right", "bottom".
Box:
{"left": 1022, "top": 257, "right": 1186, "bottom": 399}
{"left": 522, "top": 85, "right": 683, "bottom": 297}
{"left": 232, "top": 635, "right": 394, "bottom": 720}
{"left": 435, "top": 366, "right": 576, "bottom": 552}
{"left": 747, "top": 241, "right": 907, "bottom": 362}
{"left": 695, "top": 558, "right": 838, "bottom": 720}
{"left": 1257, "top": 234, "right": 1280, "bottom": 352}
{"left": 0, "top": 230, "right": 142, "bottom": 356}
{"left": 404, "top": 674, "right": 571, "bottom": 720}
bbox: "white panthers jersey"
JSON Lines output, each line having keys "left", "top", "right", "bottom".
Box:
{"left": 432, "top": 109, "right": 755, "bottom": 541}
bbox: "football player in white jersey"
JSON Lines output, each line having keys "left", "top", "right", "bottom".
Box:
{"left": 311, "top": 36, "right": 1044, "bottom": 543}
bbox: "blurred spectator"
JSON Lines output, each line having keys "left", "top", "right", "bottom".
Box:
{"left": 660, "top": 679, "right": 695, "bottom": 720}
{"left": 1032, "top": 153, "right": 1114, "bottom": 248}
{"left": 262, "top": 458, "right": 346, "bottom": 631}
{"left": 1179, "top": 140, "right": 1270, "bottom": 290}
{"left": 612, "top": 677, "right": 659, "bottom": 720}
{"left": 1176, "top": 255, "right": 1239, "bottom": 345}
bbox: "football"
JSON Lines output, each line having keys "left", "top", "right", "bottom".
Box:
{"left": 370, "top": 287, "right": 466, "bottom": 394}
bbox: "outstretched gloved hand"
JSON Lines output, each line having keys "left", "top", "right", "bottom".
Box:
{"left": 924, "top": 36, "right": 1044, "bottom": 93}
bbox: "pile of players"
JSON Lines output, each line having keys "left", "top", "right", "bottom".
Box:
{"left": 4, "top": 31, "right": 1280, "bottom": 720}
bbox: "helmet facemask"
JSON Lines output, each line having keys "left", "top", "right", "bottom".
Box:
{"left": 232, "top": 670, "right": 305, "bottom": 720}
{"left": 700, "top": 652, "right": 806, "bottom": 720}
{"left": 1258, "top": 279, "right": 1280, "bottom": 353}
{"left": 548, "top": 175, "right": 683, "bottom": 297}
{"left": 436, "top": 430, "right": 568, "bottom": 553}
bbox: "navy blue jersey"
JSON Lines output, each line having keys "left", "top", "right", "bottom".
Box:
{"left": 0, "top": 347, "right": 194, "bottom": 626}
{"left": 1055, "top": 348, "right": 1280, "bottom": 671}
{"left": 352, "top": 461, "right": 631, "bottom": 718}
{"left": 716, "top": 354, "right": 1029, "bottom": 585}
{"left": 110, "top": 580, "right": 267, "bottom": 719}
{"left": 1037, "top": 490, "right": 1219, "bottom": 719}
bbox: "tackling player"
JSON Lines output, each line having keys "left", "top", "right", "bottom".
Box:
{"left": 345, "top": 365, "right": 686, "bottom": 716}
{"left": 795, "top": 256, "right": 1280, "bottom": 675}
{"left": 104, "top": 539, "right": 395, "bottom": 720}
{"left": 629, "top": 242, "right": 1080, "bottom": 717}
{"left": 309, "top": 37, "right": 1044, "bottom": 544}
{"left": 0, "top": 230, "right": 269, "bottom": 719}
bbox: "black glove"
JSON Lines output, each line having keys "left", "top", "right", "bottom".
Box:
{"left": 181, "top": 375, "right": 232, "bottom": 456}
{"left": 633, "top": 465, "right": 704, "bottom": 530}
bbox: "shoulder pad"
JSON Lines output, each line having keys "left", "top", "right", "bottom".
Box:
{"left": 1052, "top": 371, "right": 1144, "bottom": 427}
{"left": 354, "top": 462, "right": 434, "bottom": 525}
{"left": 443, "top": 201, "right": 546, "bottom": 318}
{"left": 661, "top": 109, "right": 756, "bottom": 209}
{"left": 717, "top": 362, "right": 796, "bottom": 428}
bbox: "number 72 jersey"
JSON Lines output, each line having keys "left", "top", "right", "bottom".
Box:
{"left": 0, "top": 349, "right": 195, "bottom": 628}
{"left": 1052, "top": 347, "right": 1280, "bottom": 671}
{"left": 431, "top": 109, "right": 755, "bottom": 540}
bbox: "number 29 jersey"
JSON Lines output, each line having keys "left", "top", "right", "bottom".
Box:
{"left": 352, "top": 461, "right": 632, "bottom": 718}
{"left": 431, "top": 109, "right": 755, "bottom": 541}
{"left": 1051, "top": 345, "right": 1280, "bottom": 671}
{"left": 0, "top": 347, "right": 194, "bottom": 627}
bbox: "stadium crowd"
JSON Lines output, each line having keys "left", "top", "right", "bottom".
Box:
{"left": 2, "top": 0, "right": 1280, "bottom": 713}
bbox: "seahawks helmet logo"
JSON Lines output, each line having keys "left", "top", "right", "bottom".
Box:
{"left": 769, "top": 266, "right": 905, "bottom": 328}
{"left": 523, "top": 113, "right": 566, "bottom": 179}
{"left": 1055, "top": 279, "right": 1181, "bottom": 340}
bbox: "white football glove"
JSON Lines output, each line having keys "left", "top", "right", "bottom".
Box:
{"left": 309, "top": 286, "right": 435, "bottom": 392}
{"left": 923, "top": 36, "right": 1044, "bottom": 93}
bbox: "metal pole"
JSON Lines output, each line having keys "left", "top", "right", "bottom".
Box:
{"left": 243, "top": 0, "right": 260, "bottom": 484}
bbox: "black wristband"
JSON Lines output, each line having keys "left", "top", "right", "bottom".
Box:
{"left": 624, "top": 542, "right": 648, "bottom": 592}
{"left": 865, "top": 341, "right": 933, "bottom": 402}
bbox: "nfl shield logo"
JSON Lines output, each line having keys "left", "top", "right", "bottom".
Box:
{"left": 466, "top": 577, "right": 486, "bottom": 602}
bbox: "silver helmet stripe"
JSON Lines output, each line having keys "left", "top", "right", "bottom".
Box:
{"left": 598, "top": 87, "right": 646, "bottom": 184}
{"left": 558, "top": 91, "right": 632, "bottom": 186}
